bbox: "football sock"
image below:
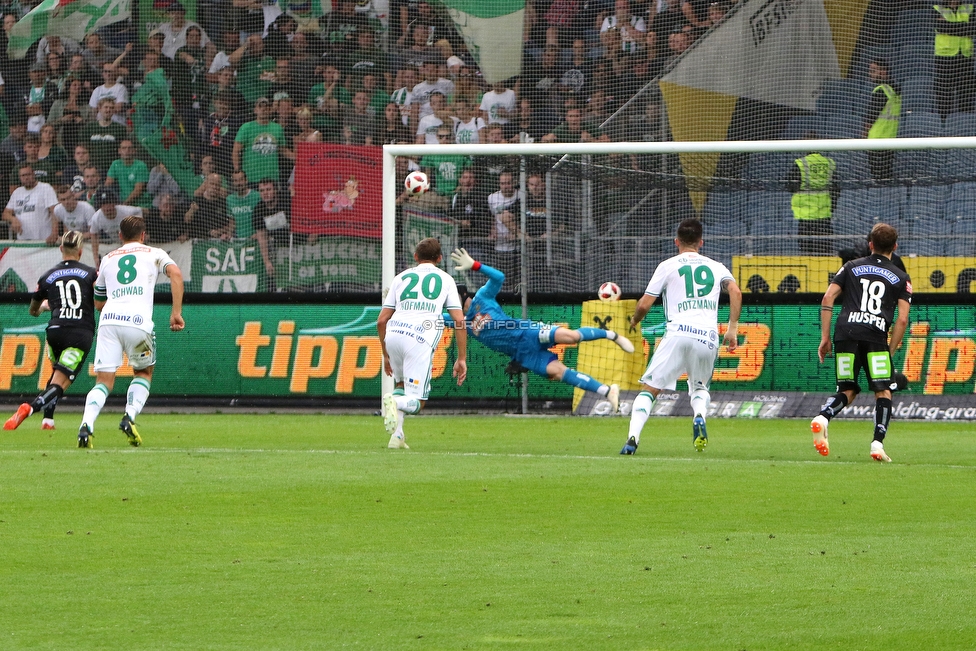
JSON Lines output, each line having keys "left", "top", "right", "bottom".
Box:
{"left": 31, "top": 384, "right": 63, "bottom": 415}
{"left": 690, "top": 389, "right": 710, "bottom": 420}
{"left": 393, "top": 395, "right": 421, "bottom": 414}
{"left": 874, "top": 397, "right": 892, "bottom": 443}
{"left": 819, "top": 393, "right": 849, "bottom": 420}
{"left": 562, "top": 368, "right": 606, "bottom": 394}
{"left": 395, "top": 410, "right": 405, "bottom": 435}
{"left": 82, "top": 383, "right": 109, "bottom": 431}
{"left": 628, "top": 391, "right": 655, "bottom": 443}
{"left": 576, "top": 327, "right": 610, "bottom": 342}
{"left": 125, "top": 378, "right": 152, "bottom": 421}
{"left": 43, "top": 403, "right": 56, "bottom": 419}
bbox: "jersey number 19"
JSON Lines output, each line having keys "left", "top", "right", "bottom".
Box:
{"left": 678, "top": 264, "right": 714, "bottom": 298}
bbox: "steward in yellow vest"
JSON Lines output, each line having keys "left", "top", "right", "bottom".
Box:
{"left": 864, "top": 59, "right": 901, "bottom": 180}
{"left": 934, "top": 2, "right": 975, "bottom": 116}
{"left": 788, "top": 139, "right": 838, "bottom": 256}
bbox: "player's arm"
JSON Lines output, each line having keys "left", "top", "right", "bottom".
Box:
{"left": 29, "top": 285, "right": 48, "bottom": 316}
{"left": 165, "top": 263, "right": 185, "bottom": 331}
{"left": 377, "top": 306, "right": 396, "bottom": 377}
{"left": 818, "top": 283, "right": 843, "bottom": 363}
{"left": 91, "top": 230, "right": 100, "bottom": 266}
{"left": 451, "top": 248, "right": 505, "bottom": 300}
{"left": 889, "top": 298, "right": 911, "bottom": 356}
{"left": 722, "top": 277, "right": 742, "bottom": 353}
{"left": 447, "top": 307, "right": 467, "bottom": 386}
{"left": 629, "top": 293, "right": 658, "bottom": 330}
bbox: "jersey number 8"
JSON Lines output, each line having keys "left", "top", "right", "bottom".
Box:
{"left": 117, "top": 254, "right": 138, "bottom": 285}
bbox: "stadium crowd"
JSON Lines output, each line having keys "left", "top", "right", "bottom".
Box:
{"left": 0, "top": 0, "right": 734, "bottom": 271}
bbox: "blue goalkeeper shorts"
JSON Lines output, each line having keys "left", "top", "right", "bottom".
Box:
{"left": 513, "top": 325, "right": 559, "bottom": 378}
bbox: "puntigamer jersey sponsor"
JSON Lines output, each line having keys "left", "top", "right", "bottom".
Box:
{"left": 832, "top": 254, "right": 912, "bottom": 344}
{"left": 645, "top": 251, "right": 733, "bottom": 341}
{"left": 383, "top": 262, "right": 462, "bottom": 347}
{"left": 94, "top": 242, "right": 175, "bottom": 334}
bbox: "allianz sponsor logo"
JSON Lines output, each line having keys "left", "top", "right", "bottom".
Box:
{"left": 676, "top": 324, "right": 712, "bottom": 338}
{"left": 102, "top": 312, "right": 131, "bottom": 322}
{"left": 851, "top": 264, "right": 900, "bottom": 284}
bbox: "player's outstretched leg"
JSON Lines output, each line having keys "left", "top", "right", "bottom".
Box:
{"left": 690, "top": 389, "right": 709, "bottom": 452}
{"left": 41, "top": 404, "right": 56, "bottom": 430}
{"left": 621, "top": 390, "right": 655, "bottom": 454}
{"left": 119, "top": 377, "right": 150, "bottom": 447}
{"left": 811, "top": 392, "right": 849, "bottom": 457}
{"left": 386, "top": 387, "right": 419, "bottom": 449}
{"left": 562, "top": 327, "right": 635, "bottom": 354}
{"left": 4, "top": 382, "right": 65, "bottom": 430}
{"left": 559, "top": 368, "right": 618, "bottom": 413}
{"left": 79, "top": 383, "right": 109, "bottom": 447}
{"left": 4, "top": 403, "right": 32, "bottom": 430}
{"left": 870, "top": 396, "right": 892, "bottom": 462}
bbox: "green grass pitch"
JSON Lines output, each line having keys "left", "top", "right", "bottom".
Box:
{"left": 2, "top": 413, "right": 976, "bottom": 650}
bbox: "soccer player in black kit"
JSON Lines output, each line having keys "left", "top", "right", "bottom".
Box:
{"left": 810, "top": 223, "right": 912, "bottom": 462}
{"left": 4, "top": 231, "right": 98, "bottom": 443}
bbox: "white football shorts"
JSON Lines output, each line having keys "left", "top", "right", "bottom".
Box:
{"left": 92, "top": 325, "right": 157, "bottom": 372}
{"left": 641, "top": 333, "right": 718, "bottom": 393}
{"left": 386, "top": 331, "right": 437, "bottom": 400}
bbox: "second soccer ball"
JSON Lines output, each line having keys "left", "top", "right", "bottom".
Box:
{"left": 404, "top": 171, "right": 430, "bottom": 195}
{"left": 598, "top": 282, "right": 621, "bottom": 302}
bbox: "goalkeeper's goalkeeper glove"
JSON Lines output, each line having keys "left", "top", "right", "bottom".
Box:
{"left": 450, "top": 247, "right": 480, "bottom": 271}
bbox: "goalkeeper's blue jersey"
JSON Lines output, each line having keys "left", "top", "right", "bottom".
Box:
{"left": 464, "top": 264, "right": 535, "bottom": 358}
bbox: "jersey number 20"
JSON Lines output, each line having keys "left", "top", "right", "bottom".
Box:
{"left": 399, "top": 273, "right": 443, "bottom": 301}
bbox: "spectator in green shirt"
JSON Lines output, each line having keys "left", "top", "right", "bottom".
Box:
{"left": 233, "top": 97, "right": 291, "bottom": 184}
{"left": 541, "top": 107, "right": 609, "bottom": 144}
{"left": 105, "top": 139, "right": 150, "bottom": 207}
{"left": 227, "top": 170, "right": 261, "bottom": 238}
{"left": 228, "top": 35, "right": 276, "bottom": 104}
{"left": 420, "top": 128, "right": 472, "bottom": 196}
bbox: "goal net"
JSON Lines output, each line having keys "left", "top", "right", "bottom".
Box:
{"left": 382, "top": 137, "right": 976, "bottom": 406}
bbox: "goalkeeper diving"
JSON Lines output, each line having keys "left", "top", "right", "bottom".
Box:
{"left": 450, "top": 248, "right": 634, "bottom": 411}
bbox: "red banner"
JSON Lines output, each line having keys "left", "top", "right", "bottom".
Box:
{"left": 292, "top": 144, "right": 383, "bottom": 237}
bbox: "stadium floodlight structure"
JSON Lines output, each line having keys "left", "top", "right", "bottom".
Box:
{"left": 381, "top": 137, "right": 976, "bottom": 406}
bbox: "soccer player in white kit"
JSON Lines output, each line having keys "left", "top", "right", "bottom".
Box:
{"left": 621, "top": 219, "right": 742, "bottom": 455}
{"left": 78, "top": 215, "right": 185, "bottom": 448}
{"left": 377, "top": 238, "right": 467, "bottom": 449}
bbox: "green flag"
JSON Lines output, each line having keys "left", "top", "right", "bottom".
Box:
{"left": 132, "top": 68, "right": 200, "bottom": 197}
{"left": 7, "top": 0, "right": 132, "bottom": 60}
{"left": 439, "top": 0, "right": 524, "bottom": 84}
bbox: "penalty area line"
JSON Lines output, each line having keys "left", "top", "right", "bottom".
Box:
{"left": 0, "top": 447, "right": 972, "bottom": 470}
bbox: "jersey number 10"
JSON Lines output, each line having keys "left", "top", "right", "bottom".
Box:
{"left": 55, "top": 279, "right": 84, "bottom": 320}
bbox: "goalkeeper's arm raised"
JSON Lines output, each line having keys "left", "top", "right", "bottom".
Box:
{"left": 451, "top": 248, "right": 504, "bottom": 300}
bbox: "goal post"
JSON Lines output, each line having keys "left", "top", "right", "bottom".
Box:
{"left": 381, "top": 137, "right": 976, "bottom": 407}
